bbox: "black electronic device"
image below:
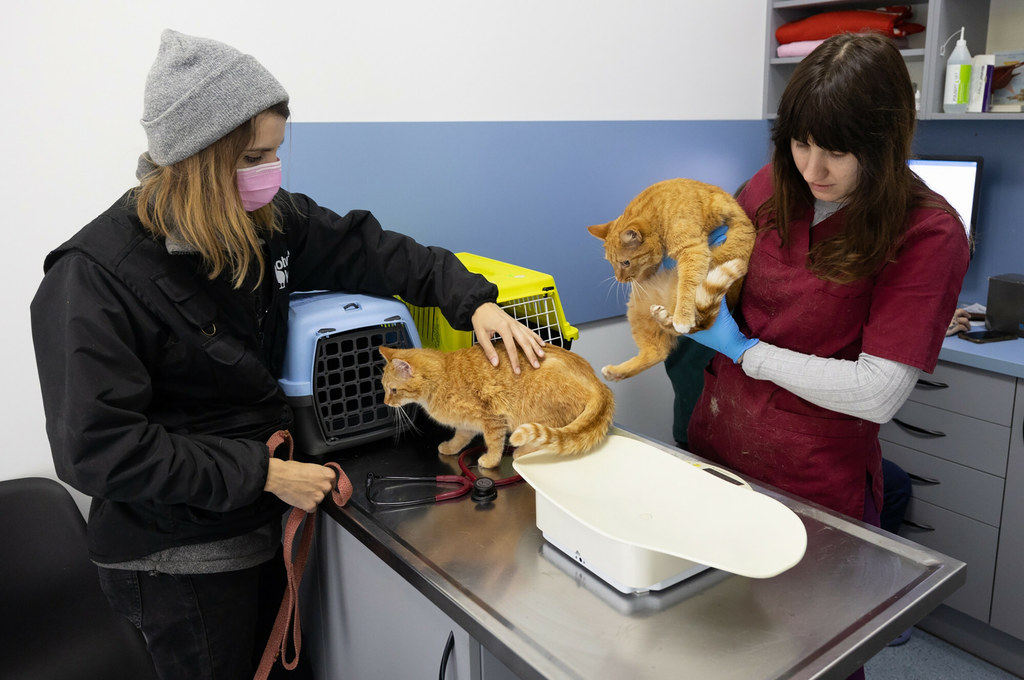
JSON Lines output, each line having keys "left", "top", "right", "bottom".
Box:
{"left": 958, "top": 330, "right": 1017, "bottom": 344}
{"left": 985, "top": 273, "right": 1024, "bottom": 338}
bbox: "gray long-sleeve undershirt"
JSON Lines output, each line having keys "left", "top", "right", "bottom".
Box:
{"left": 739, "top": 340, "right": 920, "bottom": 424}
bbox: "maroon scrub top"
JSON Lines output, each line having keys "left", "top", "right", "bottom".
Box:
{"left": 687, "top": 165, "right": 969, "bottom": 520}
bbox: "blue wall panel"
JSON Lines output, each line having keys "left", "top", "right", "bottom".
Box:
{"left": 913, "top": 120, "right": 1024, "bottom": 307}
{"left": 282, "top": 120, "right": 772, "bottom": 324}
{"left": 282, "top": 119, "right": 1023, "bottom": 324}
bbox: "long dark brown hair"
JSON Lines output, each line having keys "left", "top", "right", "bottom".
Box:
{"left": 760, "top": 32, "right": 958, "bottom": 283}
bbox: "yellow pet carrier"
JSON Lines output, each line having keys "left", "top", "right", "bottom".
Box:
{"left": 405, "top": 253, "right": 578, "bottom": 351}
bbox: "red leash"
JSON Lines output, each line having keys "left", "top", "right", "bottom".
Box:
{"left": 255, "top": 430, "right": 353, "bottom": 680}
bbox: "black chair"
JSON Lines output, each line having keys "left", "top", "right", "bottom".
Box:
{"left": 0, "top": 477, "right": 158, "bottom": 680}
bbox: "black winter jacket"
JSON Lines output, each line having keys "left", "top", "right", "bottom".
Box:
{"left": 30, "top": 189, "right": 497, "bottom": 562}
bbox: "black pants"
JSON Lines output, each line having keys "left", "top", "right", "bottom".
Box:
{"left": 880, "top": 458, "right": 912, "bottom": 535}
{"left": 97, "top": 549, "right": 312, "bottom": 680}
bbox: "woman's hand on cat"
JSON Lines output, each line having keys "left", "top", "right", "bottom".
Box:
{"left": 471, "top": 302, "right": 546, "bottom": 374}
{"left": 687, "top": 298, "right": 759, "bottom": 364}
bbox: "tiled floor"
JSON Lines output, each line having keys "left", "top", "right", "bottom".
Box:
{"left": 865, "top": 627, "right": 1020, "bottom": 679}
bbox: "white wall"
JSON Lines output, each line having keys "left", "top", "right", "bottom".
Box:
{"left": 572, "top": 319, "right": 677, "bottom": 444}
{"left": 2, "top": 0, "right": 766, "bottom": 487}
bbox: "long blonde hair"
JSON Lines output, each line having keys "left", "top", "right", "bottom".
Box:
{"left": 134, "top": 102, "right": 290, "bottom": 289}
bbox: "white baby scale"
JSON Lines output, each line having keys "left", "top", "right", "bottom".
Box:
{"left": 513, "top": 433, "right": 807, "bottom": 594}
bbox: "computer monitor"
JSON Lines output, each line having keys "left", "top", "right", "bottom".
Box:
{"left": 907, "top": 155, "right": 983, "bottom": 251}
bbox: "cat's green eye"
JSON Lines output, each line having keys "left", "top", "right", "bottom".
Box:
{"left": 620, "top": 260, "right": 630, "bottom": 268}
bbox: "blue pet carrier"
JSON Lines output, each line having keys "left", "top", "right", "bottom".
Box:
{"left": 278, "top": 292, "right": 420, "bottom": 456}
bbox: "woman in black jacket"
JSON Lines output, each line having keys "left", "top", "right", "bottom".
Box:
{"left": 30, "top": 29, "right": 543, "bottom": 680}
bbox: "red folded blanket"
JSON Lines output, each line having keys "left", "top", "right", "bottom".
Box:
{"left": 776, "top": 6, "right": 924, "bottom": 45}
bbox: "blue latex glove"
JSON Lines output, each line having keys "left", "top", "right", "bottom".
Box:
{"left": 687, "top": 298, "right": 759, "bottom": 363}
{"left": 708, "top": 225, "right": 728, "bottom": 247}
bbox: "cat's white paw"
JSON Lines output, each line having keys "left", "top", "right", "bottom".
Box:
{"left": 673, "top": 320, "right": 692, "bottom": 334}
{"left": 509, "top": 424, "right": 535, "bottom": 447}
{"left": 437, "top": 441, "right": 462, "bottom": 456}
{"left": 511, "top": 442, "right": 543, "bottom": 458}
{"left": 650, "top": 305, "right": 678, "bottom": 332}
{"left": 477, "top": 450, "right": 503, "bottom": 468}
{"left": 601, "top": 365, "right": 624, "bottom": 382}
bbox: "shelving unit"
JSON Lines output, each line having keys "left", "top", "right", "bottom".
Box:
{"left": 764, "top": 0, "right": 1022, "bottom": 120}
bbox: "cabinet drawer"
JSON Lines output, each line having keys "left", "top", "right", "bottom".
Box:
{"left": 880, "top": 401, "right": 1010, "bottom": 477}
{"left": 900, "top": 498, "right": 997, "bottom": 623}
{"left": 307, "top": 519, "right": 476, "bottom": 680}
{"left": 910, "top": 362, "right": 1015, "bottom": 426}
{"left": 881, "top": 442, "right": 1004, "bottom": 527}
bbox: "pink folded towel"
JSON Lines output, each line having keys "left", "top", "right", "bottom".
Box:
{"left": 776, "top": 35, "right": 909, "bottom": 58}
{"left": 777, "top": 40, "right": 825, "bottom": 58}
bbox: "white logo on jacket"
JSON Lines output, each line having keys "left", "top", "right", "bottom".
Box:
{"left": 275, "top": 252, "right": 289, "bottom": 289}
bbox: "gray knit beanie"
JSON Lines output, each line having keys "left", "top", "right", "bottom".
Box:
{"left": 140, "top": 29, "right": 289, "bottom": 166}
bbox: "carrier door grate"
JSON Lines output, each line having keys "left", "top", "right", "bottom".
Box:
{"left": 473, "top": 294, "right": 570, "bottom": 348}
{"left": 312, "top": 323, "right": 412, "bottom": 443}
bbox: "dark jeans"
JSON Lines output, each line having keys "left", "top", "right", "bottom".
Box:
{"left": 97, "top": 550, "right": 311, "bottom": 680}
{"left": 880, "top": 458, "right": 912, "bottom": 535}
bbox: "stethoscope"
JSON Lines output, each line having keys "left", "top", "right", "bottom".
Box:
{"left": 365, "top": 446, "right": 522, "bottom": 507}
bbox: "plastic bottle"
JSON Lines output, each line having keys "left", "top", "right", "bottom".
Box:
{"left": 943, "top": 28, "right": 972, "bottom": 114}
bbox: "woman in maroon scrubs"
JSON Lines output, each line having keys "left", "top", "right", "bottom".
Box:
{"left": 685, "top": 32, "right": 969, "bottom": 528}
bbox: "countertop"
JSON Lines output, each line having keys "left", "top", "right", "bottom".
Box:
{"left": 939, "top": 329, "right": 1024, "bottom": 379}
{"left": 310, "top": 425, "right": 965, "bottom": 680}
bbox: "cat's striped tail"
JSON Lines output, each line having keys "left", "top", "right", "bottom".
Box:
{"left": 509, "top": 382, "right": 616, "bottom": 457}
{"left": 692, "top": 257, "right": 748, "bottom": 331}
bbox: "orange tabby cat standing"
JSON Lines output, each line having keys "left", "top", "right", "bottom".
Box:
{"left": 588, "top": 178, "right": 756, "bottom": 381}
{"left": 380, "top": 343, "right": 614, "bottom": 468}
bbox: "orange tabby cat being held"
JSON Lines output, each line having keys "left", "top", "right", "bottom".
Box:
{"left": 380, "top": 343, "right": 614, "bottom": 468}
{"left": 588, "top": 178, "right": 755, "bottom": 381}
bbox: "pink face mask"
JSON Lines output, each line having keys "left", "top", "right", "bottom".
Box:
{"left": 236, "top": 160, "right": 282, "bottom": 211}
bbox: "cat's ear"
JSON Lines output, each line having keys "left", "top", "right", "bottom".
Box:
{"left": 620, "top": 229, "right": 642, "bottom": 246}
{"left": 393, "top": 358, "right": 414, "bottom": 379}
{"left": 587, "top": 222, "right": 611, "bottom": 241}
{"left": 379, "top": 346, "right": 395, "bottom": 360}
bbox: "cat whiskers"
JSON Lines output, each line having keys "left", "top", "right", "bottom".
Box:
{"left": 599, "top": 275, "right": 630, "bottom": 307}
{"left": 624, "top": 278, "right": 649, "bottom": 307}
{"left": 376, "top": 361, "right": 422, "bottom": 441}
{"left": 390, "top": 403, "right": 422, "bottom": 441}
